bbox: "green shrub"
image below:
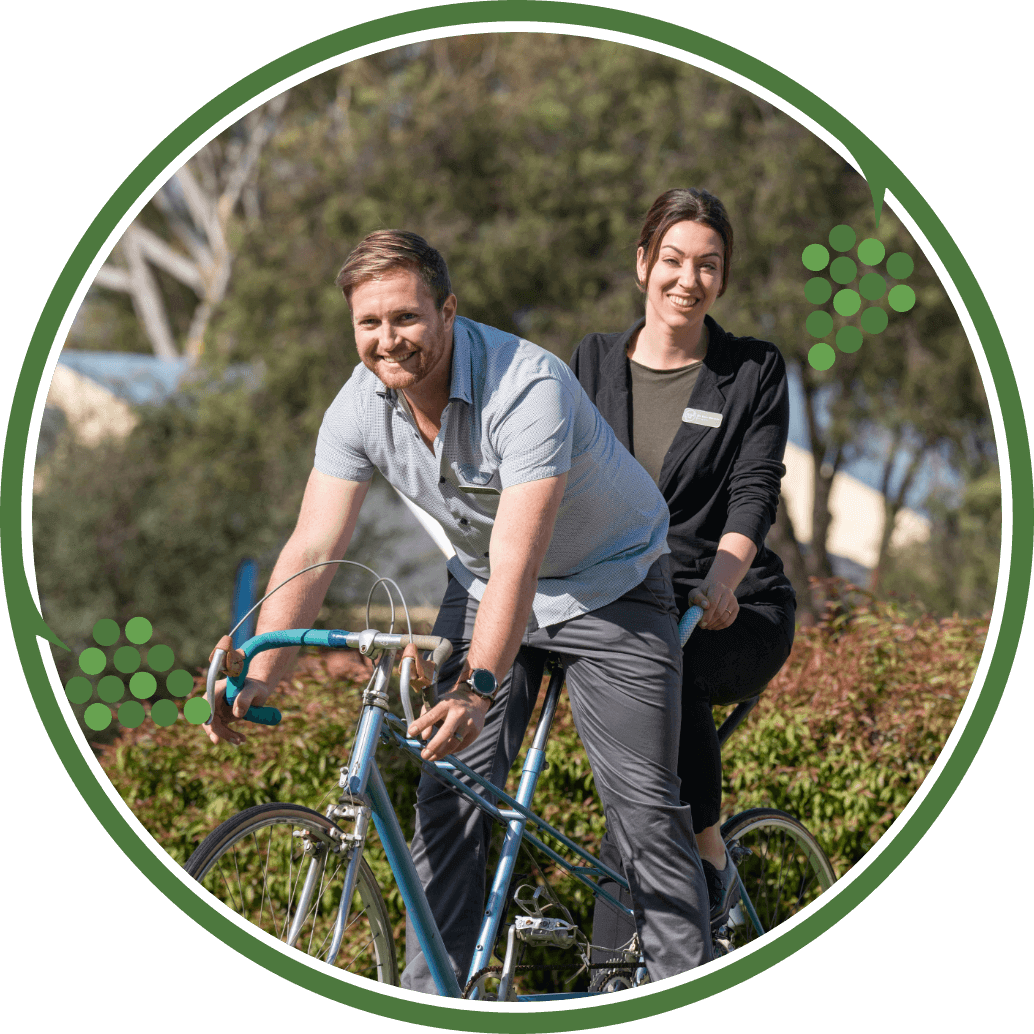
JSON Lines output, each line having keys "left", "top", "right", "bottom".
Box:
{"left": 721, "top": 596, "right": 984, "bottom": 872}
{"left": 99, "top": 596, "right": 984, "bottom": 992}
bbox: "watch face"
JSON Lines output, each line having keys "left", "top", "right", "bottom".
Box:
{"left": 469, "top": 669, "right": 497, "bottom": 696}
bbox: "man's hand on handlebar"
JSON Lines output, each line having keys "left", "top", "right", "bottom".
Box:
{"left": 407, "top": 663, "right": 491, "bottom": 763}
{"left": 400, "top": 642, "right": 433, "bottom": 690}
{"left": 204, "top": 677, "right": 271, "bottom": 746}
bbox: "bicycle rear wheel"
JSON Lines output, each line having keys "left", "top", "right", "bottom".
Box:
{"left": 718, "top": 808, "right": 836, "bottom": 953}
{"left": 185, "top": 803, "right": 398, "bottom": 984}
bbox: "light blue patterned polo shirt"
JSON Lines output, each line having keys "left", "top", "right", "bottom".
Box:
{"left": 315, "top": 316, "right": 670, "bottom": 629}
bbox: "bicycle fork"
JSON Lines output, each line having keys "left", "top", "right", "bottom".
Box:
{"left": 285, "top": 649, "right": 391, "bottom": 964}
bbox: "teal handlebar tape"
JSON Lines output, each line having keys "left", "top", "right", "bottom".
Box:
{"left": 678, "top": 606, "right": 704, "bottom": 647}
{"left": 222, "top": 629, "right": 338, "bottom": 726}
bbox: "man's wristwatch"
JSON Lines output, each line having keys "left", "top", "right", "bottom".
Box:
{"left": 463, "top": 668, "right": 498, "bottom": 703}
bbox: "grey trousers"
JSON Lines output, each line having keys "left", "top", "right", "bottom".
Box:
{"left": 400, "top": 560, "right": 712, "bottom": 992}
{"left": 592, "top": 595, "right": 795, "bottom": 961}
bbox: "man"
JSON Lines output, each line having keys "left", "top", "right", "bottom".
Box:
{"left": 204, "top": 229, "right": 711, "bottom": 992}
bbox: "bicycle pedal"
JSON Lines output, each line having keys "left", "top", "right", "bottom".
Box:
{"left": 514, "top": 915, "right": 577, "bottom": 948}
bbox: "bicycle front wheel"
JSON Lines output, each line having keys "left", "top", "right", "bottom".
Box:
{"left": 185, "top": 803, "right": 398, "bottom": 985}
{"left": 719, "top": 808, "right": 836, "bottom": 952}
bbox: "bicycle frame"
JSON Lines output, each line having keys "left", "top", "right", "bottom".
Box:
{"left": 208, "top": 605, "right": 770, "bottom": 1001}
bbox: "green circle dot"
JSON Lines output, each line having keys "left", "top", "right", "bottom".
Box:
{"left": 79, "top": 647, "right": 106, "bottom": 675}
{"left": 125, "top": 617, "right": 153, "bottom": 645}
{"left": 808, "top": 343, "right": 836, "bottom": 371}
{"left": 857, "top": 238, "right": 886, "bottom": 265}
{"left": 84, "top": 703, "right": 112, "bottom": 731}
{"left": 861, "top": 306, "right": 889, "bottom": 334}
{"left": 167, "top": 669, "right": 194, "bottom": 698}
{"left": 148, "top": 645, "right": 174, "bottom": 672}
{"left": 92, "top": 619, "right": 120, "bottom": 646}
{"left": 113, "top": 646, "right": 141, "bottom": 674}
{"left": 886, "top": 252, "right": 914, "bottom": 279}
{"left": 859, "top": 272, "right": 887, "bottom": 301}
{"left": 888, "top": 284, "right": 916, "bottom": 312}
{"left": 829, "top": 256, "right": 857, "bottom": 285}
{"left": 184, "top": 697, "right": 213, "bottom": 726}
{"left": 837, "top": 326, "right": 864, "bottom": 353}
{"left": 118, "top": 700, "right": 145, "bottom": 729}
{"left": 130, "top": 671, "right": 157, "bottom": 699}
{"left": 828, "top": 224, "right": 856, "bottom": 252}
{"left": 802, "top": 244, "right": 830, "bottom": 271}
{"left": 97, "top": 675, "right": 125, "bottom": 703}
{"left": 805, "top": 310, "right": 833, "bottom": 338}
{"left": 804, "top": 277, "right": 832, "bottom": 304}
{"left": 151, "top": 699, "right": 179, "bottom": 727}
{"left": 66, "top": 676, "right": 93, "bottom": 704}
{"left": 833, "top": 289, "right": 861, "bottom": 316}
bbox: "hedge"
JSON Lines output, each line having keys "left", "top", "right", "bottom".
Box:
{"left": 98, "top": 593, "right": 985, "bottom": 993}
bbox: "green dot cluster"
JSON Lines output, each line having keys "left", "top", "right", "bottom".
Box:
{"left": 800, "top": 224, "right": 916, "bottom": 369}
{"left": 67, "top": 616, "right": 211, "bottom": 733}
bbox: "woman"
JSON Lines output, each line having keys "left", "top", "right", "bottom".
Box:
{"left": 570, "top": 188, "right": 796, "bottom": 968}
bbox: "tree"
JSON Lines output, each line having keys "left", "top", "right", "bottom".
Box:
{"left": 878, "top": 461, "right": 1001, "bottom": 616}
{"left": 91, "top": 93, "right": 289, "bottom": 362}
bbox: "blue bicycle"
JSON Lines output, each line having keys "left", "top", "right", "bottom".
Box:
{"left": 185, "top": 583, "right": 835, "bottom": 999}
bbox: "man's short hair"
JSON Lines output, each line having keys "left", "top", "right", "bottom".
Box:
{"left": 336, "top": 230, "right": 453, "bottom": 309}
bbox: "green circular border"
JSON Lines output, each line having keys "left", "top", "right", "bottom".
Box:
{"left": 2, "top": 4, "right": 1029, "bottom": 1029}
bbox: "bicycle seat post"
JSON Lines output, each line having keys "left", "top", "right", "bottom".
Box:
{"left": 716, "top": 696, "right": 760, "bottom": 749}
{"left": 529, "top": 654, "right": 566, "bottom": 754}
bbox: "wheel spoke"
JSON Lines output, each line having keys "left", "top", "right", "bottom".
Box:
{"left": 719, "top": 809, "right": 836, "bottom": 956}
{"left": 185, "top": 806, "right": 398, "bottom": 986}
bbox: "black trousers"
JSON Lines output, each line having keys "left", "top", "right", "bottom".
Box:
{"left": 592, "top": 593, "right": 795, "bottom": 959}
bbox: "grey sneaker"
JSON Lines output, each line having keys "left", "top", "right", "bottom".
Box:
{"left": 701, "top": 851, "right": 740, "bottom": 930}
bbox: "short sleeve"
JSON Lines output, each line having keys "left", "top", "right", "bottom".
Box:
{"left": 314, "top": 376, "right": 376, "bottom": 482}
{"left": 493, "top": 372, "right": 576, "bottom": 488}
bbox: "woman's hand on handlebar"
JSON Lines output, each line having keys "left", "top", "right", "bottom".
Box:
{"left": 203, "top": 677, "right": 271, "bottom": 746}
{"left": 691, "top": 578, "right": 740, "bottom": 631}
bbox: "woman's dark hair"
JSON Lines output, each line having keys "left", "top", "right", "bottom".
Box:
{"left": 636, "top": 188, "right": 734, "bottom": 296}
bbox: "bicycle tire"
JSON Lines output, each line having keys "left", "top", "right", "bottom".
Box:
{"left": 718, "top": 807, "right": 836, "bottom": 952}
{"left": 184, "top": 803, "right": 398, "bottom": 985}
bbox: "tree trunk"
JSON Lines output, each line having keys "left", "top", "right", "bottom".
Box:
{"left": 767, "top": 491, "right": 816, "bottom": 625}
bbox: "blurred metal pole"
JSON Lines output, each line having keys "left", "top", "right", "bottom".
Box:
{"left": 231, "top": 558, "right": 260, "bottom": 647}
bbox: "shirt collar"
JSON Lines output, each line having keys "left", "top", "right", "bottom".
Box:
{"left": 447, "top": 316, "right": 476, "bottom": 405}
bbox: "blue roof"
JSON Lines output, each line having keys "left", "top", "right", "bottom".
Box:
{"left": 58, "top": 351, "right": 189, "bottom": 405}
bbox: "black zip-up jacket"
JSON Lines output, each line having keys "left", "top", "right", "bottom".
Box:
{"left": 570, "top": 315, "right": 795, "bottom": 606}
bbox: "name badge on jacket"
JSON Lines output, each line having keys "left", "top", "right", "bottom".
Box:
{"left": 682, "top": 407, "right": 723, "bottom": 428}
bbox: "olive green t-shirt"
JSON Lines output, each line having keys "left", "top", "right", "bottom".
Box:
{"left": 629, "top": 358, "right": 703, "bottom": 486}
